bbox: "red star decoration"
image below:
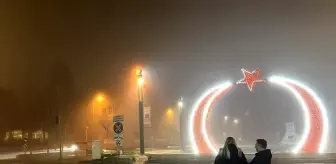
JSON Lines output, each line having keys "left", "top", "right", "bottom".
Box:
{"left": 236, "top": 68, "right": 265, "bottom": 91}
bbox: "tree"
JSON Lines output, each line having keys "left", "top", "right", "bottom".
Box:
{"left": 44, "top": 60, "right": 75, "bottom": 143}
{"left": 0, "top": 89, "right": 22, "bottom": 131}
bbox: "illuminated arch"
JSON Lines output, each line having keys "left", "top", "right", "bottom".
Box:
{"left": 189, "top": 76, "right": 328, "bottom": 155}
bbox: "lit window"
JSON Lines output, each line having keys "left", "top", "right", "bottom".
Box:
{"left": 4, "top": 132, "right": 9, "bottom": 141}
{"left": 12, "top": 130, "right": 22, "bottom": 140}
{"left": 32, "top": 130, "right": 43, "bottom": 140}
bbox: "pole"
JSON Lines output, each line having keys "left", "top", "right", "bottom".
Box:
{"left": 178, "top": 97, "right": 183, "bottom": 152}
{"left": 85, "top": 126, "right": 88, "bottom": 156}
{"left": 179, "top": 106, "right": 183, "bottom": 151}
{"left": 85, "top": 128, "right": 88, "bottom": 142}
{"left": 138, "top": 71, "right": 145, "bottom": 155}
{"left": 29, "top": 132, "right": 32, "bottom": 155}
{"left": 64, "top": 127, "right": 67, "bottom": 143}
{"left": 139, "top": 101, "right": 145, "bottom": 155}
{"left": 92, "top": 107, "right": 95, "bottom": 121}
{"left": 47, "top": 107, "right": 50, "bottom": 154}
{"left": 58, "top": 116, "right": 62, "bottom": 160}
{"left": 57, "top": 88, "right": 63, "bottom": 160}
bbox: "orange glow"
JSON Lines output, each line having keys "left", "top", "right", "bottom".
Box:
{"left": 166, "top": 108, "right": 173, "bottom": 117}
{"left": 135, "top": 64, "right": 143, "bottom": 76}
{"left": 138, "top": 76, "right": 144, "bottom": 86}
{"left": 136, "top": 69, "right": 142, "bottom": 76}
{"left": 95, "top": 94, "right": 104, "bottom": 103}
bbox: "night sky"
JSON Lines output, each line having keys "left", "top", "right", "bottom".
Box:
{"left": 1, "top": 1, "right": 336, "bottom": 141}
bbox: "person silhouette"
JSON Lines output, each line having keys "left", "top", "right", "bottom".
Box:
{"left": 214, "top": 137, "right": 247, "bottom": 164}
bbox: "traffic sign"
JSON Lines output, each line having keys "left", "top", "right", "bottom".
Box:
{"left": 115, "top": 139, "right": 123, "bottom": 151}
{"left": 22, "top": 138, "right": 28, "bottom": 154}
{"left": 113, "top": 122, "right": 123, "bottom": 134}
{"left": 113, "top": 135, "right": 123, "bottom": 140}
{"left": 113, "top": 115, "right": 124, "bottom": 122}
{"left": 144, "top": 107, "right": 151, "bottom": 127}
{"left": 113, "top": 115, "right": 124, "bottom": 148}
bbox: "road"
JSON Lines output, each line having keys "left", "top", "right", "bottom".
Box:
{"left": 147, "top": 154, "right": 336, "bottom": 164}
{"left": 0, "top": 147, "right": 334, "bottom": 164}
{"left": 0, "top": 152, "right": 334, "bottom": 164}
{"left": 0, "top": 148, "right": 75, "bottom": 160}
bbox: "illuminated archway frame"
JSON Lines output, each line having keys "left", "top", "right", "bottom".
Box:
{"left": 189, "top": 75, "right": 329, "bottom": 155}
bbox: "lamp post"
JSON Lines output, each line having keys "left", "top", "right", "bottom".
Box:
{"left": 93, "top": 95, "right": 104, "bottom": 121}
{"left": 137, "top": 69, "right": 145, "bottom": 155}
{"left": 177, "top": 97, "right": 184, "bottom": 151}
{"left": 233, "top": 119, "right": 239, "bottom": 125}
{"left": 84, "top": 125, "right": 89, "bottom": 156}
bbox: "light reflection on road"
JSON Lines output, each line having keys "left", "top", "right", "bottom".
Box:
{"left": 0, "top": 148, "right": 73, "bottom": 160}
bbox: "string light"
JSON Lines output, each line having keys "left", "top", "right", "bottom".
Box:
{"left": 189, "top": 69, "right": 328, "bottom": 154}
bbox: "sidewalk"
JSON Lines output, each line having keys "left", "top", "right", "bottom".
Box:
{"left": 0, "top": 148, "right": 75, "bottom": 160}
{"left": 15, "top": 153, "right": 91, "bottom": 164}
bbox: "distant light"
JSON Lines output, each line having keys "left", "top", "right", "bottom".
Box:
{"left": 178, "top": 101, "right": 183, "bottom": 108}
{"left": 136, "top": 69, "right": 142, "bottom": 76}
{"left": 233, "top": 119, "right": 239, "bottom": 124}
{"left": 224, "top": 116, "right": 228, "bottom": 121}
{"left": 96, "top": 95, "right": 104, "bottom": 102}
{"left": 138, "top": 77, "right": 144, "bottom": 86}
{"left": 166, "top": 108, "right": 173, "bottom": 117}
{"left": 63, "top": 144, "right": 78, "bottom": 152}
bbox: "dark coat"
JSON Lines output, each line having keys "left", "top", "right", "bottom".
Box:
{"left": 214, "top": 144, "right": 247, "bottom": 164}
{"left": 249, "top": 149, "right": 272, "bottom": 164}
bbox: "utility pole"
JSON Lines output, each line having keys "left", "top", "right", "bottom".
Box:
{"left": 57, "top": 88, "right": 62, "bottom": 160}
{"left": 178, "top": 97, "right": 184, "bottom": 152}
{"left": 56, "top": 115, "right": 62, "bottom": 160}
{"left": 84, "top": 126, "right": 88, "bottom": 143}
{"left": 64, "top": 127, "right": 67, "bottom": 143}
{"left": 84, "top": 126, "right": 88, "bottom": 156}
{"left": 137, "top": 70, "right": 145, "bottom": 155}
{"left": 47, "top": 107, "right": 50, "bottom": 154}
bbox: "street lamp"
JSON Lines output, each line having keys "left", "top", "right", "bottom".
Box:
{"left": 233, "top": 119, "right": 239, "bottom": 125}
{"left": 224, "top": 116, "right": 228, "bottom": 121}
{"left": 177, "top": 97, "right": 184, "bottom": 151}
{"left": 93, "top": 94, "right": 104, "bottom": 121}
{"left": 84, "top": 125, "right": 89, "bottom": 156}
{"left": 137, "top": 69, "right": 145, "bottom": 155}
{"left": 96, "top": 95, "right": 104, "bottom": 103}
{"left": 166, "top": 108, "right": 173, "bottom": 118}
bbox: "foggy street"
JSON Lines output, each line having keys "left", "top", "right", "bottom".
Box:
{"left": 1, "top": 0, "right": 336, "bottom": 164}
{"left": 0, "top": 148, "right": 76, "bottom": 160}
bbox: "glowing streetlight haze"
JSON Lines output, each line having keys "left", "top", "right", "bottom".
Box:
{"left": 136, "top": 69, "right": 144, "bottom": 86}
{"left": 224, "top": 116, "right": 228, "bottom": 121}
{"left": 96, "top": 95, "right": 104, "bottom": 103}
{"left": 178, "top": 97, "right": 183, "bottom": 110}
{"left": 166, "top": 108, "right": 173, "bottom": 117}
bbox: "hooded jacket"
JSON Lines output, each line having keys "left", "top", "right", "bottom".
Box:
{"left": 214, "top": 144, "right": 247, "bottom": 164}
{"left": 249, "top": 149, "right": 272, "bottom": 164}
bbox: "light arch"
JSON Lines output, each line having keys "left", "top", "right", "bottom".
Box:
{"left": 189, "top": 75, "right": 328, "bottom": 155}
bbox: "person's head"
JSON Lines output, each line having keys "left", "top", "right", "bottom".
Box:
{"left": 224, "top": 137, "right": 237, "bottom": 147}
{"left": 255, "top": 139, "right": 267, "bottom": 152}
{"left": 222, "top": 138, "right": 239, "bottom": 159}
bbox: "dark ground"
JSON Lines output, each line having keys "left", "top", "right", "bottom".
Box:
{"left": 1, "top": 153, "right": 336, "bottom": 164}
{"left": 147, "top": 154, "right": 336, "bottom": 164}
